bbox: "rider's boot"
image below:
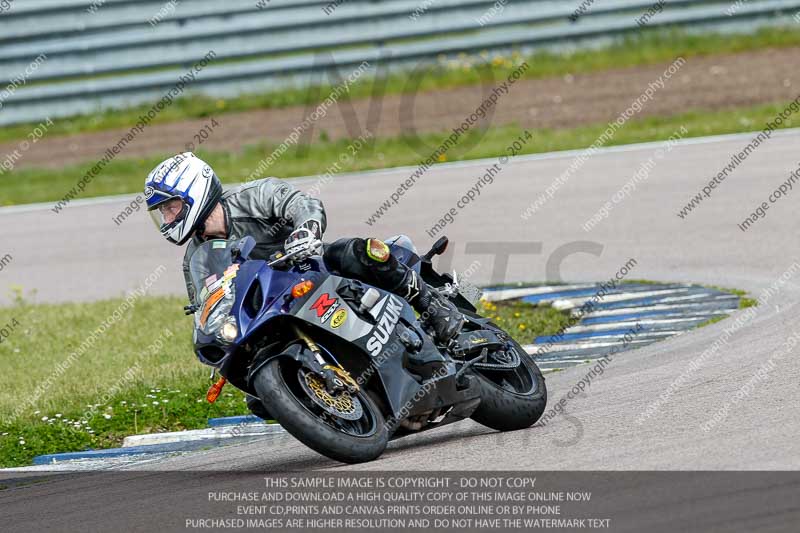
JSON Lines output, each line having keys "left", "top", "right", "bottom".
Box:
{"left": 396, "top": 268, "right": 465, "bottom": 345}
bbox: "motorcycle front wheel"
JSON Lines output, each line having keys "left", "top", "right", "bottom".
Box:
{"left": 252, "top": 356, "right": 388, "bottom": 464}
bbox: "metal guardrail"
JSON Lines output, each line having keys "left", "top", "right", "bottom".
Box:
{"left": 1, "top": 0, "right": 799, "bottom": 126}
{"left": 0, "top": 0, "right": 337, "bottom": 43}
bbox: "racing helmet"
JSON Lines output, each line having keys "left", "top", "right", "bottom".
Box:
{"left": 144, "top": 153, "right": 223, "bottom": 245}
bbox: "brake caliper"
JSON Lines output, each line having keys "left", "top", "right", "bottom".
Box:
{"left": 322, "top": 364, "right": 360, "bottom": 394}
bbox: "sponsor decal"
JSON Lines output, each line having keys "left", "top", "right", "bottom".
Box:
{"left": 199, "top": 266, "right": 239, "bottom": 327}
{"left": 310, "top": 293, "right": 340, "bottom": 324}
{"left": 200, "top": 264, "right": 238, "bottom": 302}
{"left": 366, "top": 295, "right": 404, "bottom": 356}
{"left": 471, "top": 337, "right": 488, "bottom": 344}
{"left": 330, "top": 309, "right": 347, "bottom": 328}
{"left": 222, "top": 264, "right": 239, "bottom": 281}
{"left": 199, "top": 287, "right": 227, "bottom": 327}
{"left": 144, "top": 185, "right": 155, "bottom": 199}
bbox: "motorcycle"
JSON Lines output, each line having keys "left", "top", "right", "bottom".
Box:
{"left": 187, "top": 234, "right": 547, "bottom": 463}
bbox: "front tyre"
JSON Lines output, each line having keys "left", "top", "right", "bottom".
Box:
{"left": 253, "top": 357, "right": 388, "bottom": 464}
{"left": 246, "top": 394, "right": 273, "bottom": 421}
{"left": 469, "top": 339, "right": 547, "bottom": 431}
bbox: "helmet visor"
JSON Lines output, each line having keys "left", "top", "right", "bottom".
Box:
{"left": 149, "top": 197, "right": 189, "bottom": 233}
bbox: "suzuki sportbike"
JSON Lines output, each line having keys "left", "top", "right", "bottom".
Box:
{"left": 187, "top": 234, "right": 546, "bottom": 463}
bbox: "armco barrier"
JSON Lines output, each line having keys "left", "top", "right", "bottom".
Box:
{"left": 0, "top": 0, "right": 798, "bottom": 125}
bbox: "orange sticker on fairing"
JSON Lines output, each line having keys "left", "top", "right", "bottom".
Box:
{"left": 197, "top": 264, "right": 239, "bottom": 327}
{"left": 199, "top": 287, "right": 226, "bottom": 327}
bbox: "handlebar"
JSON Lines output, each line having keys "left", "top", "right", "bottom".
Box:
{"left": 267, "top": 238, "right": 323, "bottom": 267}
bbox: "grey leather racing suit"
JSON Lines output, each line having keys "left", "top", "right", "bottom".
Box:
{"left": 182, "top": 178, "right": 326, "bottom": 303}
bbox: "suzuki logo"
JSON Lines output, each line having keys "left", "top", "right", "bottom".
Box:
{"left": 310, "top": 293, "right": 339, "bottom": 324}
{"left": 366, "top": 295, "right": 404, "bottom": 357}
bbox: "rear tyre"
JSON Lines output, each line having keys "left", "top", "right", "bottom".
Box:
{"left": 469, "top": 339, "right": 547, "bottom": 431}
{"left": 253, "top": 357, "right": 388, "bottom": 464}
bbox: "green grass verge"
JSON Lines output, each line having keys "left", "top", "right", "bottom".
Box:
{"left": 6, "top": 97, "right": 799, "bottom": 207}
{"left": 3, "top": 26, "right": 800, "bottom": 144}
{"left": 0, "top": 295, "right": 566, "bottom": 467}
{"left": 0, "top": 296, "right": 254, "bottom": 467}
{"left": 476, "top": 299, "right": 573, "bottom": 341}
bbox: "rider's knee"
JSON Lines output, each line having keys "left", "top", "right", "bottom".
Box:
{"left": 364, "top": 238, "right": 391, "bottom": 264}
{"left": 324, "top": 237, "right": 397, "bottom": 274}
{"left": 323, "top": 237, "right": 363, "bottom": 272}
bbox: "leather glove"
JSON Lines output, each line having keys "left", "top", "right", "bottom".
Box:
{"left": 285, "top": 224, "right": 323, "bottom": 260}
{"left": 297, "top": 219, "right": 322, "bottom": 240}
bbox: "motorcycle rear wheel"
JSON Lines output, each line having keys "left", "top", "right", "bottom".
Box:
{"left": 469, "top": 337, "right": 547, "bottom": 432}
{"left": 252, "top": 357, "right": 388, "bottom": 464}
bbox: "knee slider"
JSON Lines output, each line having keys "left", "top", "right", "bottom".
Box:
{"left": 365, "top": 238, "right": 391, "bottom": 264}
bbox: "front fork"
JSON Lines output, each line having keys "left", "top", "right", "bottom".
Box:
{"left": 293, "top": 325, "right": 360, "bottom": 395}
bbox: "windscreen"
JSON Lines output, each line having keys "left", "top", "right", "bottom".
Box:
{"left": 188, "top": 239, "right": 237, "bottom": 305}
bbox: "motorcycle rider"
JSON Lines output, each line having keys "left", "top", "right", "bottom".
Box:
{"left": 144, "top": 152, "right": 465, "bottom": 347}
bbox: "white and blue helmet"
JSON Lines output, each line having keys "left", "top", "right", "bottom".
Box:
{"left": 145, "top": 152, "right": 223, "bottom": 245}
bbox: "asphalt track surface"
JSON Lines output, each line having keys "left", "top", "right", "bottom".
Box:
{"left": 2, "top": 130, "right": 800, "bottom": 531}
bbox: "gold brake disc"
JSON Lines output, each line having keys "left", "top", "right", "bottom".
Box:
{"left": 322, "top": 364, "right": 360, "bottom": 391}
{"left": 300, "top": 370, "right": 364, "bottom": 421}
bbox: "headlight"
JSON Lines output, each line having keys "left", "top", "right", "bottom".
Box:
{"left": 220, "top": 318, "right": 238, "bottom": 342}
{"left": 198, "top": 290, "right": 236, "bottom": 341}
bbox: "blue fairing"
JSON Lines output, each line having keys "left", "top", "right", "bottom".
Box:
{"left": 252, "top": 256, "right": 328, "bottom": 319}
{"left": 193, "top": 238, "right": 415, "bottom": 368}
{"left": 194, "top": 255, "right": 331, "bottom": 367}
